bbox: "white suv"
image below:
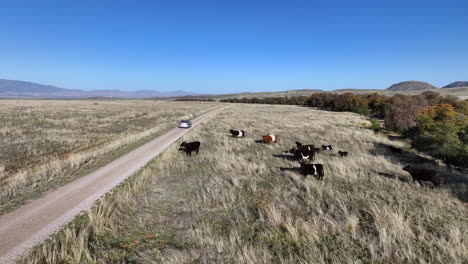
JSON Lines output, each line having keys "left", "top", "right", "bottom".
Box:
{"left": 179, "top": 120, "right": 192, "bottom": 128}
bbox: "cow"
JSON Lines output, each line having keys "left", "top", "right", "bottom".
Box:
{"left": 313, "top": 147, "right": 321, "bottom": 154}
{"left": 321, "top": 145, "right": 333, "bottom": 151}
{"left": 388, "top": 146, "right": 403, "bottom": 154}
{"left": 402, "top": 165, "right": 441, "bottom": 186}
{"left": 288, "top": 147, "right": 315, "bottom": 162}
{"left": 300, "top": 163, "right": 324, "bottom": 181}
{"left": 262, "top": 134, "right": 280, "bottom": 143}
{"left": 338, "top": 151, "right": 348, "bottom": 157}
{"left": 296, "top": 141, "right": 315, "bottom": 151}
{"left": 229, "top": 129, "right": 246, "bottom": 138}
{"left": 179, "top": 141, "right": 201, "bottom": 156}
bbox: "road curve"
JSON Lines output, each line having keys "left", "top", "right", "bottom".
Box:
{"left": 0, "top": 106, "right": 224, "bottom": 264}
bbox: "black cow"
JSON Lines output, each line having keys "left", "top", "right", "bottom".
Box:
{"left": 296, "top": 142, "right": 315, "bottom": 151}
{"left": 388, "top": 146, "right": 403, "bottom": 154}
{"left": 229, "top": 129, "right": 246, "bottom": 138}
{"left": 287, "top": 147, "right": 315, "bottom": 162}
{"left": 300, "top": 163, "right": 324, "bottom": 180}
{"left": 179, "top": 141, "right": 201, "bottom": 156}
{"left": 338, "top": 151, "right": 348, "bottom": 157}
{"left": 313, "top": 147, "right": 321, "bottom": 154}
{"left": 321, "top": 145, "right": 333, "bottom": 151}
{"left": 402, "top": 165, "right": 441, "bottom": 186}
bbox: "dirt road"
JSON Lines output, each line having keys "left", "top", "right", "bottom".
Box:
{"left": 0, "top": 106, "right": 224, "bottom": 264}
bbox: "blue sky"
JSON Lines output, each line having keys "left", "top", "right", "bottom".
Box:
{"left": 1, "top": 0, "right": 467, "bottom": 93}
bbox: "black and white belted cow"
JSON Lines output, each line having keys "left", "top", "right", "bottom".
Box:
{"left": 321, "top": 145, "right": 333, "bottom": 151}
{"left": 300, "top": 163, "right": 324, "bottom": 181}
{"left": 296, "top": 142, "right": 315, "bottom": 151}
{"left": 229, "top": 129, "right": 246, "bottom": 138}
{"left": 287, "top": 147, "right": 315, "bottom": 162}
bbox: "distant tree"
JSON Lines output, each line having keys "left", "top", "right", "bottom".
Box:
{"left": 367, "top": 93, "right": 391, "bottom": 118}
{"left": 440, "top": 95, "right": 468, "bottom": 116}
{"left": 341, "top": 93, "right": 371, "bottom": 115}
{"left": 385, "top": 94, "right": 428, "bottom": 132}
{"left": 421, "top": 91, "right": 442, "bottom": 105}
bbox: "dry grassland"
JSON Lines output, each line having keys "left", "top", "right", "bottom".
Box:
{"left": 22, "top": 103, "right": 467, "bottom": 264}
{"left": 0, "top": 100, "right": 219, "bottom": 214}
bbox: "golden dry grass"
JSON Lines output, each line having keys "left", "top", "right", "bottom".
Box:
{"left": 0, "top": 100, "right": 219, "bottom": 213}
{"left": 21, "top": 103, "right": 467, "bottom": 264}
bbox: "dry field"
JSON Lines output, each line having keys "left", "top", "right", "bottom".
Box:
{"left": 0, "top": 100, "right": 219, "bottom": 214}
{"left": 21, "top": 103, "right": 467, "bottom": 264}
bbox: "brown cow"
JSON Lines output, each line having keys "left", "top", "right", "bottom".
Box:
{"left": 262, "top": 134, "right": 280, "bottom": 143}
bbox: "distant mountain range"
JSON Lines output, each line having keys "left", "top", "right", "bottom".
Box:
{"left": 0, "top": 79, "right": 198, "bottom": 98}
{"left": 1, "top": 78, "right": 467, "bottom": 99}
{"left": 385, "top": 80, "right": 468, "bottom": 91}
{"left": 443, "top": 81, "right": 468, "bottom": 89}
{"left": 175, "top": 80, "right": 468, "bottom": 100}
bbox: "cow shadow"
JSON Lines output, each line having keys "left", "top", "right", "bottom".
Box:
{"left": 371, "top": 142, "right": 436, "bottom": 165}
{"left": 279, "top": 167, "right": 302, "bottom": 173}
{"left": 387, "top": 135, "right": 403, "bottom": 141}
{"left": 373, "top": 170, "right": 410, "bottom": 183}
{"left": 272, "top": 154, "right": 297, "bottom": 161}
{"left": 279, "top": 167, "right": 324, "bottom": 182}
{"left": 254, "top": 139, "right": 267, "bottom": 144}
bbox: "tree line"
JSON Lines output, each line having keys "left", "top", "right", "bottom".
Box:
{"left": 221, "top": 92, "right": 468, "bottom": 167}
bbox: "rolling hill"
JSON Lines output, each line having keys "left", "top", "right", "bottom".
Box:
{"left": 443, "top": 81, "right": 468, "bottom": 88}
{"left": 386, "top": 81, "right": 438, "bottom": 91}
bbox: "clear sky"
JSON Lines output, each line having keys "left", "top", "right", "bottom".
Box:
{"left": 1, "top": 0, "right": 467, "bottom": 93}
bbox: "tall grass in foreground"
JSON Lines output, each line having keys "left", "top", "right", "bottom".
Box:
{"left": 0, "top": 100, "right": 219, "bottom": 213}
{"left": 22, "top": 104, "right": 467, "bottom": 264}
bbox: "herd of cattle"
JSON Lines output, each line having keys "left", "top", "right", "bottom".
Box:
{"left": 178, "top": 129, "right": 442, "bottom": 186}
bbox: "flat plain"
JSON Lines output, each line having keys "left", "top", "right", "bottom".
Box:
{"left": 20, "top": 103, "right": 467, "bottom": 264}
{"left": 0, "top": 100, "right": 219, "bottom": 214}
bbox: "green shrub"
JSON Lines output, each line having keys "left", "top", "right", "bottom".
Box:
{"left": 370, "top": 119, "right": 383, "bottom": 133}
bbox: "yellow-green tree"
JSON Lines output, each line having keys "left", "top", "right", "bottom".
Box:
{"left": 410, "top": 104, "right": 467, "bottom": 167}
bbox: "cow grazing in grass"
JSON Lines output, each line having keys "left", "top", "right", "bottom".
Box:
{"left": 288, "top": 147, "right": 315, "bottom": 162}
{"left": 296, "top": 142, "right": 315, "bottom": 151}
{"left": 229, "top": 129, "right": 246, "bottom": 138}
{"left": 321, "top": 145, "right": 333, "bottom": 151}
{"left": 179, "top": 141, "right": 201, "bottom": 156}
{"left": 388, "top": 146, "right": 403, "bottom": 154}
{"left": 300, "top": 163, "right": 324, "bottom": 180}
{"left": 262, "top": 134, "right": 280, "bottom": 143}
{"left": 338, "top": 151, "right": 348, "bottom": 157}
{"left": 402, "top": 165, "right": 441, "bottom": 186}
{"left": 313, "top": 147, "right": 321, "bottom": 154}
